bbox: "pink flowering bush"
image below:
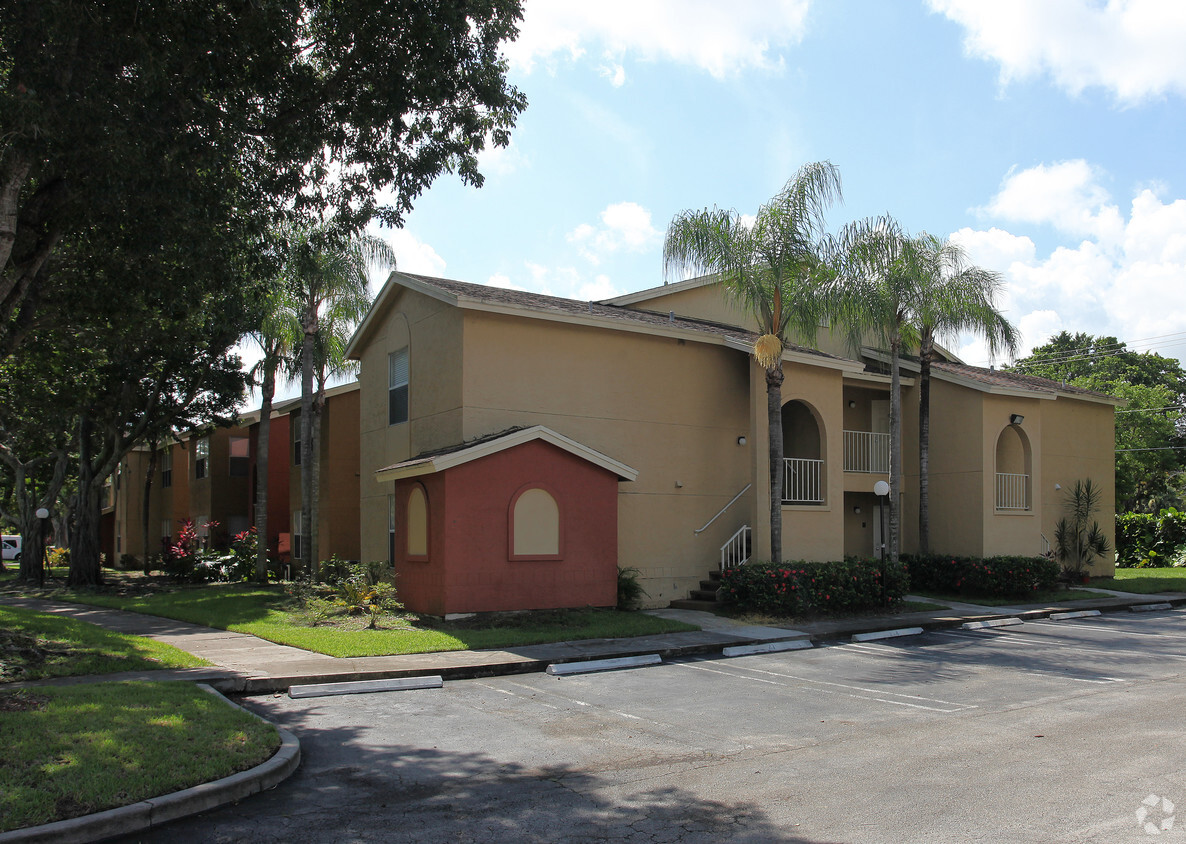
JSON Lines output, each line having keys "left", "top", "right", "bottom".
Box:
{"left": 721, "top": 558, "right": 909, "bottom": 615}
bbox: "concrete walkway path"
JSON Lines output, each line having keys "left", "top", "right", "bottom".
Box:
{"left": 5, "top": 586, "right": 1185, "bottom": 694}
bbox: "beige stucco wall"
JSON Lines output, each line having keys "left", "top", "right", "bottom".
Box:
{"left": 1038, "top": 396, "right": 1117, "bottom": 576}
{"left": 622, "top": 283, "right": 751, "bottom": 329}
{"left": 980, "top": 394, "right": 1044, "bottom": 556}
{"left": 357, "top": 288, "right": 465, "bottom": 573}
{"left": 457, "top": 310, "right": 753, "bottom": 605}
{"left": 924, "top": 378, "right": 987, "bottom": 556}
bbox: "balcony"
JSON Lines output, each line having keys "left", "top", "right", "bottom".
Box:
{"left": 996, "top": 472, "right": 1031, "bottom": 510}
{"left": 844, "top": 430, "right": 889, "bottom": 474}
{"left": 783, "top": 458, "right": 824, "bottom": 504}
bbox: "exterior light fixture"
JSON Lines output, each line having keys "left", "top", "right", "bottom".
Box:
{"left": 1009, "top": 414, "right": 1024, "bottom": 425}
{"left": 737, "top": 436, "right": 747, "bottom": 446}
{"left": 848, "top": 400, "right": 856, "bottom": 408}
{"left": 853, "top": 506, "right": 861, "bottom": 514}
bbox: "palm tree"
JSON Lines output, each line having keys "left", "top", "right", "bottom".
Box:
{"left": 910, "top": 233, "right": 1018, "bottom": 555}
{"left": 663, "top": 161, "right": 842, "bottom": 565}
{"left": 246, "top": 285, "right": 300, "bottom": 582}
{"left": 286, "top": 225, "right": 395, "bottom": 578}
{"left": 1054, "top": 479, "right": 1110, "bottom": 579}
{"left": 829, "top": 215, "right": 914, "bottom": 564}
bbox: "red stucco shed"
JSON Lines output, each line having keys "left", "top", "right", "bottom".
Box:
{"left": 376, "top": 426, "right": 638, "bottom": 616}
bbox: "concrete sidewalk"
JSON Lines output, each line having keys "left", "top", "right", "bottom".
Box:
{"left": 5, "top": 587, "right": 1186, "bottom": 695}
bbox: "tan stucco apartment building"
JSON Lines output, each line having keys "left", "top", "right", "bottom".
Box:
{"left": 346, "top": 272, "right": 1119, "bottom": 613}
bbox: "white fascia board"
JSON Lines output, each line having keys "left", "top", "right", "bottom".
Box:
{"left": 842, "top": 369, "right": 917, "bottom": 388}
{"left": 455, "top": 298, "right": 738, "bottom": 349}
{"left": 600, "top": 274, "right": 718, "bottom": 306}
{"left": 374, "top": 425, "right": 640, "bottom": 484}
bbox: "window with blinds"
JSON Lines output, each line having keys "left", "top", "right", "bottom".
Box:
{"left": 389, "top": 347, "right": 409, "bottom": 426}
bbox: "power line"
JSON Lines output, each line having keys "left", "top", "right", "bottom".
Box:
{"left": 1115, "top": 404, "right": 1185, "bottom": 414}
{"left": 1116, "top": 446, "right": 1186, "bottom": 453}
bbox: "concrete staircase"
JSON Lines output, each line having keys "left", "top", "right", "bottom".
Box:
{"left": 669, "top": 569, "right": 725, "bottom": 610}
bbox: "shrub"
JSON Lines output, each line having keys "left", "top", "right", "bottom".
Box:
{"left": 617, "top": 566, "right": 647, "bottom": 610}
{"left": 720, "top": 558, "right": 909, "bottom": 616}
{"left": 1117, "top": 509, "right": 1186, "bottom": 568}
{"left": 904, "top": 554, "right": 1058, "bottom": 597}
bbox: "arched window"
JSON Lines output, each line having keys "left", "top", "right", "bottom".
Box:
{"left": 407, "top": 485, "right": 428, "bottom": 558}
{"left": 510, "top": 486, "right": 561, "bottom": 558}
{"left": 995, "top": 424, "right": 1032, "bottom": 510}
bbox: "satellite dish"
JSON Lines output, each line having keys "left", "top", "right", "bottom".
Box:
{"left": 873, "top": 481, "right": 890, "bottom": 497}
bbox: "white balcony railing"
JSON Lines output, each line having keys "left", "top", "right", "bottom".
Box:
{"left": 996, "top": 472, "right": 1031, "bottom": 510}
{"left": 844, "top": 430, "right": 889, "bottom": 473}
{"left": 783, "top": 458, "right": 824, "bottom": 504}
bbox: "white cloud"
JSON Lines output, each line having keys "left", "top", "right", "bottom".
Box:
{"left": 955, "top": 163, "right": 1186, "bottom": 366}
{"left": 506, "top": 0, "right": 810, "bottom": 80}
{"left": 518, "top": 262, "right": 625, "bottom": 302}
{"left": 381, "top": 229, "right": 447, "bottom": 278}
{"left": 567, "top": 201, "right": 661, "bottom": 264}
{"left": 476, "top": 135, "right": 529, "bottom": 178}
{"left": 487, "top": 273, "right": 528, "bottom": 292}
{"left": 929, "top": 0, "right": 1186, "bottom": 103}
{"left": 980, "top": 160, "right": 1124, "bottom": 244}
{"left": 599, "top": 62, "right": 627, "bottom": 87}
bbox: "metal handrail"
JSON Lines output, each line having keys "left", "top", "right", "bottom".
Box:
{"left": 695, "top": 483, "right": 752, "bottom": 535}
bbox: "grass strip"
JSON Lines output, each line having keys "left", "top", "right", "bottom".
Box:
{"left": 0, "top": 681, "right": 279, "bottom": 833}
{"left": 1107, "top": 568, "right": 1186, "bottom": 594}
{"left": 0, "top": 605, "right": 209, "bottom": 681}
{"left": 47, "top": 585, "right": 698, "bottom": 658}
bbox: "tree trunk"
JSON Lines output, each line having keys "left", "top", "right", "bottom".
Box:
{"left": 141, "top": 441, "right": 158, "bottom": 574}
{"left": 15, "top": 467, "right": 41, "bottom": 583}
{"left": 300, "top": 317, "right": 315, "bottom": 579}
{"left": 888, "top": 336, "right": 902, "bottom": 565}
{"left": 767, "top": 364, "right": 786, "bottom": 565}
{"left": 255, "top": 359, "right": 277, "bottom": 582}
{"left": 310, "top": 389, "right": 323, "bottom": 569}
{"left": 917, "top": 330, "right": 933, "bottom": 557}
{"left": 68, "top": 416, "right": 104, "bottom": 587}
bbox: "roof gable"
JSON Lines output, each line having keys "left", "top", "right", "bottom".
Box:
{"left": 374, "top": 426, "right": 639, "bottom": 483}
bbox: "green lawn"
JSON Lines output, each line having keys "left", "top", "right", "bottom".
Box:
{"left": 0, "top": 681, "right": 279, "bottom": 833}
{"left": 1106, "top": 568, "right": 1186, "bottom": 594}
{"left": 910, "top": 588, "right": 1103, "bottom": 607}
{"left": 47, "top": 583, "right": 699, "bottom": 658}
{"left": 0, "top": 605, "right": 209, "bottom": 681}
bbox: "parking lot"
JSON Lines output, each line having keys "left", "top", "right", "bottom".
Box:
{"left": 126, "top": 610, "right": 1186, "bottom": 843}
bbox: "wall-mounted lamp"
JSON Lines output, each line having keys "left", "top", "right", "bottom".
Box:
{"left": 1054, "top": 483, "right": 1062, "bottom": 491}
{"left": 848, "top": 400, "right": 857, "bottom": 408}
{"left": 1009, "top": 413, "right": 1025, "bottom": 425}
{"left": 737, "top": 436, "right": 747, "bottom": 446}
{"left": 853, "top": 506, "right": 861, "bottom": 514}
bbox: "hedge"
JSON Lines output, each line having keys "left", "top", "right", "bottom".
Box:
{"left": 720, "top": 558, "right": 909, "bottom": 616}
{"left": 905, "top": 554, "right": 1059, "bottom": 597}
{"left": 1116, "top": 509, "right": 1186, "bottom": 568}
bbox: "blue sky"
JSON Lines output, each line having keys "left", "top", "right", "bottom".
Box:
{"left": 356, "top": 0, "right": 1186, "bottom": 375}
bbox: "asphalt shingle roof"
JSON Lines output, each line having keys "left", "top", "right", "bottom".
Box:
{"left": 932, "top": 361, "right": 1117, "bottom": 400}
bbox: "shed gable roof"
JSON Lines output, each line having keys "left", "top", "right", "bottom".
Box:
{"left": 374, "top": 425, "right": 639, "bottom": 483}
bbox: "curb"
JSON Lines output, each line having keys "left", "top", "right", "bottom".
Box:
{"left": 0, "top": 685, "right": 301, "bottom": 844}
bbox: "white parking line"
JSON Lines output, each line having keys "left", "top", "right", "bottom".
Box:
{"left": 674, "top": 660, "right": 974, "bottom": 713}
{"left": 494, "top": 679, "right": 647, "bottom": 722}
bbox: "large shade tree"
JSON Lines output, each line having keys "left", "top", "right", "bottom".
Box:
{"left": 0, "top": 0, "right": 526, "bottom": 358}
{"left": 909, "top": 233, "right": 1018, "bottom": 554}
{"left": 663, "top": 161, "right": 843, "bottom": 565}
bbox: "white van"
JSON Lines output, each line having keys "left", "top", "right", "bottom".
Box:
{"left": 2, "top": 535, "right": 21, "bottom": 560}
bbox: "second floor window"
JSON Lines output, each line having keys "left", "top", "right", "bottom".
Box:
{"left": 161, "top": 451, "right": 172, "bottom": 488}
{"left": 195, "top": 438, "right": 209, "bottom": 480}
{"left": 389, "top": 347, "right": 409, "bottom": 425}
{"left": 229, "top": 437, "right": 249, "bottom": 477}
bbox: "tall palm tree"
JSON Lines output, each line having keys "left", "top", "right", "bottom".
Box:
{"left": 286, "top": 225, "right": 395, "bottom": 578}
{"left": 910, "top": 233, "right": 1018, "bottom": 555}
{"left": 830, "top": 215, "right": 914, "bottom": 564}
{"left": 663, "top": 161, "right": 842, "bottom": 565}
{"left": 246, "top": 285, "right": 300, "bottom": 582}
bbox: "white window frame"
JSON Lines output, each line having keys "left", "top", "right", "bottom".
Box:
{"left": 389, "top": 347, "right": 409, "bottom": 426}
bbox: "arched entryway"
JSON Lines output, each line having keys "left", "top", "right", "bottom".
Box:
{"left": 782, "top": 400, "right": 825, "bottom": 504}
